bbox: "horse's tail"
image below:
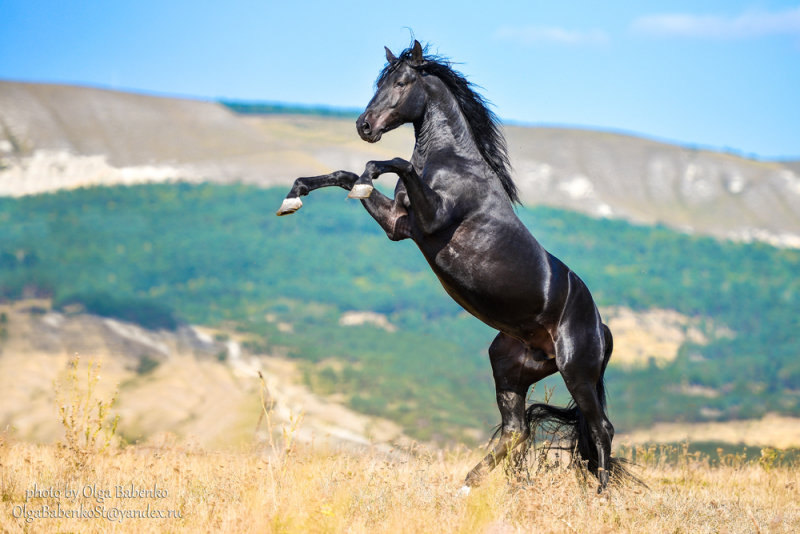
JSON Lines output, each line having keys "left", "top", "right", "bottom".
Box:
{"left": 526, "top": 324, "right": 641, "bottom": 485}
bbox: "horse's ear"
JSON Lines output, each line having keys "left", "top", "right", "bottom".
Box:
{"left": 385, "top": 46, "right": 397, "bottom": 63}
{"left": 411, "top": 40, "right": 424, "bottom": 64}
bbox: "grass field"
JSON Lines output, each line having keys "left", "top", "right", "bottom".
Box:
{"left": 1, "top": 358, "right": 798, "bottom": 533}
{"left": 2, "top": 436, "right": 799, "bottom": 533}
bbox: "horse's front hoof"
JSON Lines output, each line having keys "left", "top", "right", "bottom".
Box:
{"left": 276, "top": 197, "right": 303, "bottom": 216}
{"left": 347, "top": 183, "right": 374, "bottom": 199}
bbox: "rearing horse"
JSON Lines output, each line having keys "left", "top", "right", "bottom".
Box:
{"left": 277, "top": 41, "right": 620, "bottom": 493}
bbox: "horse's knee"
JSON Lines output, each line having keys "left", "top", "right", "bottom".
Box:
{"left": 389, "top": 157, "right": 413, "bottom": 174}
{"left": 364, "top": 160, "right": 382, "bottom": 177}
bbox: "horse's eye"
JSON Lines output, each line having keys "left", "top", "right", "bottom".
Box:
{"left": 395, "top": 81, "right": 406, "bottom": 88}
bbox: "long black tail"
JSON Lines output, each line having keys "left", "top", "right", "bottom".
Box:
{"left": 525, "top": 325, "right": 641, "bottom": 485}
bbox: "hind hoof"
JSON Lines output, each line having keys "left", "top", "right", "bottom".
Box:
{"left": 276, "top": 197, "right": 303, "bottom": 216}
{"left": 347, "top": 184, "right": 374, "bottom": 199}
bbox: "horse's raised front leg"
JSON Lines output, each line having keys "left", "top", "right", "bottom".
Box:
{"left": 351, "top": 157, "right": 455, "bottom": 236}
{"left": 336, "top": 159, "right": 413, "bottom": 241}
{"left": 276, "top": 167, "right": 412, "bottom": 242}
{"left": 276, "top": 170, "right": 359, "bottom": 215}
{"left": 463, "top": 333, "right": 557, "bottom": 493}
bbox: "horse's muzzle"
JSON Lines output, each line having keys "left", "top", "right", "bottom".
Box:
{"left": 356, "top": 114, "right": 382, "bottom": 143}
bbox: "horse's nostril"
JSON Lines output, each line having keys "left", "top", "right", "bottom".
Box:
{"left": 361, "top": 120, "right": 371, "bottom": 134}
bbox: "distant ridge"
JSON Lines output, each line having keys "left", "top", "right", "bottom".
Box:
{"left": 2, "top": 80, "right": 799, "bottom": 247}
{"left": 222, "top": 100, "right": 360, "bottom": 118}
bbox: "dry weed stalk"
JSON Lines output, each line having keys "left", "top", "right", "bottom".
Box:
{"left": 255, "top": 371, "right": 305, "bottom": 479}
{"left": 53, "top": 355, "right": 120, "bottom": 468}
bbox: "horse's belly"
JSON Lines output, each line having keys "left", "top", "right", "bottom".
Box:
{"left": 431, "top": 236, "right": 546, "bottom": 300}
{"left": 418, "top": 218, "right": 565, "bottom": 339}
{"left": 431, "top": 256, "right": 553, "bottom": 333}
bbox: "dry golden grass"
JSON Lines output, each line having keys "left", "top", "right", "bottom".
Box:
{"left": 2, "top": 436, "right": 799, "bottom": 533}
{"left": 1, "top": 353, "right": 798, "bottom": 533}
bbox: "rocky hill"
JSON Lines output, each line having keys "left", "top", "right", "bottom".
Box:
{"left": 1, "top": 80, "right": 799, "bottom": 246}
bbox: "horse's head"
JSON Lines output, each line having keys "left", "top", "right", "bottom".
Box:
{"left": 356, "top": 40, "right": 427, "bottom": 143}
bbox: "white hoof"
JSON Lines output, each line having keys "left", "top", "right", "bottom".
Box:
{"left": 347, "top": 183, "right": 374, "bottom": 199}
{"left": 458, "top": 485, "right": 471, "bottom": 497}
{"left": 276, "top": 197, "right": 303, "bottom": 216}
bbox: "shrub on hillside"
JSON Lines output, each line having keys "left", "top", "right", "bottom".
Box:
{"left": 54, "top": 292, "right": 180, "bottom": 331}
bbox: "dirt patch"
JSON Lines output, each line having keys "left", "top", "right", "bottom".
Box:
{"left": 617, "top": 414, "right": 800, "bottom": 449}
{"left": 338, "top": 310, "right": 397, "bottom": 332}
{"left": 602, "top": 306, "right": 713, "bottom": 368}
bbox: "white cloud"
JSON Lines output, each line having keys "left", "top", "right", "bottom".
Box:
{"left": 632, "top": 6, "right": 800, "bottom": 39}
{"left": 495, "top": 25, "right": 609, "bottom": 46}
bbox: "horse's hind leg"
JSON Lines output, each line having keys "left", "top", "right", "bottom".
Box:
{"left": 276, "top": 170, "right": 359, "bottom": 215}
{"left": 463, "top": 333, "right": 557, "bottom": 491}
{"left": 556, "top": 330, "right": 614, "bottom": 492}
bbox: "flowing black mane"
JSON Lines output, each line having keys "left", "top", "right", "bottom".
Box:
{"left": 378, "top": 45, "right": 519, "bottom": 204}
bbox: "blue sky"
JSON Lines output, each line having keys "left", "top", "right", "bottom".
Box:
{"left": 1, "top": 1, "right": 799, "bottom": 159}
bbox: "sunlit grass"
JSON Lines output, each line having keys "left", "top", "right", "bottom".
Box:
{"left": 2, "top": 435, "right": 799, "bottom": 533}
{"left": 1, "top": 360, "right": 797, "bottom": 534}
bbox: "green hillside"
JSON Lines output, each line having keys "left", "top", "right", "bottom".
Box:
{"left": 221, "top": 100, "right": 360, "bottom": 118}
{"left": 1, "top": 183, "right": 798, "bottom": 442}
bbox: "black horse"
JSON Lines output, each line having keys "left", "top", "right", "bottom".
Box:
{"left": 277, "top": 41, "right": 620, "bottom": 493}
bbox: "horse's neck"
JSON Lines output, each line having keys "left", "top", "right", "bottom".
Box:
{"left": 411, "top": 91, "right": 482, "bottom": 172}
